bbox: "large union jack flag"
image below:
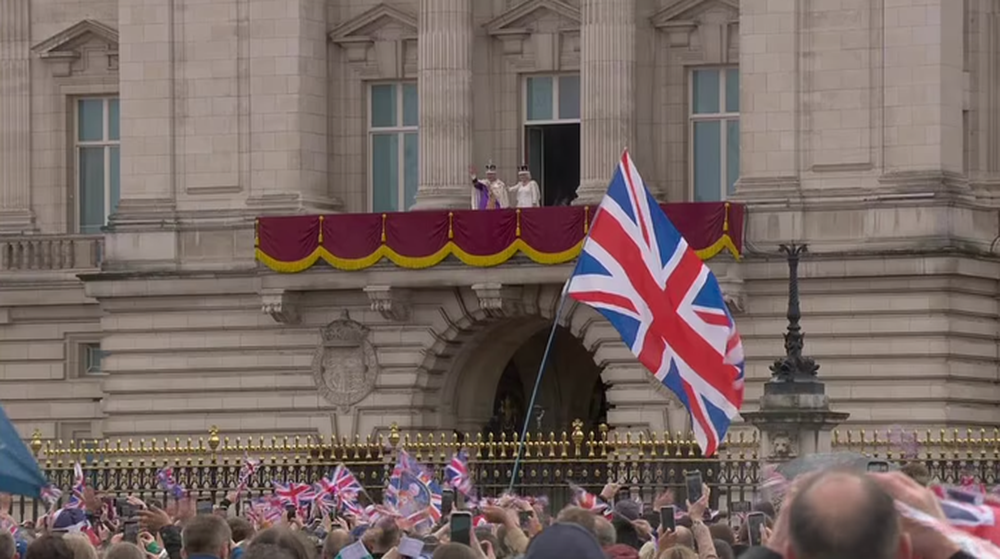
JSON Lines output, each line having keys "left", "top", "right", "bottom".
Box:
{"left": 566, "top": 151, "right": 744, "bottom": 456}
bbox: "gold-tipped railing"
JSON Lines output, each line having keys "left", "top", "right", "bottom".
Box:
{"left": 20, "top": 420, "right": 760, "bottom": 518}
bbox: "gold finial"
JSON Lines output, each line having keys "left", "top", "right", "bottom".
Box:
{"left": 208, "top": 426, "right": 220, "bottom": 452}
{"left": 389, "top": 423, "right": 401, "bottom": 448}
{"left": 571, "top": 419, "right": 584, "bottom": 447}
{"left": 30, "top": 429, "right": 43, "bottom": 457}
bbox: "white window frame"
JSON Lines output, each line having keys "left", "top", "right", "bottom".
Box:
{"left": 522, "top": 74, "right": 581, "bottom": 125}
{"left": 367, "top": 82, "right": 418, "bottom": 212}
{"left": 688, "top": 67, "right": 739, "bottom": 202}
{"left": 74, "top": 97, "right": 120, "bottom": 233}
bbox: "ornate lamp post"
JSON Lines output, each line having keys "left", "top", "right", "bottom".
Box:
{"left": 767, "top": 244, "right": 822, "bottom": 393}
{"left": 741, "top": 243, "right": 848, "bottom": 460}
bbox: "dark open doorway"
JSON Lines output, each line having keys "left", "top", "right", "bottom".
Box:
{"left": 525, "top": 124, "right": 581, "bottom": 206}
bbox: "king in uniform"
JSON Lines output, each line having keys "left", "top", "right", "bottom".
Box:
{"left": 469, "top": 162, "right": 509, "bottom": 209}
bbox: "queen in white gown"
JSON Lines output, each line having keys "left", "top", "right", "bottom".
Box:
{"left": 509, "top": 165, "right": 541, "bottom": 208}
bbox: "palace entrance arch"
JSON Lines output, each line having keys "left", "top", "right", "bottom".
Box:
{"left": 483, "top": 325, "right": 608, "bottom": 438}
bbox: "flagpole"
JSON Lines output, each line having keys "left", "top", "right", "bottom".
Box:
{"left": 507, "top": 203, "right": 600, "bottom": 494}
{"left": 506, "top": 288, "right": 573, "bottom": 494}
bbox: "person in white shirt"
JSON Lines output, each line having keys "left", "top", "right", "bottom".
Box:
{"left": 469, "top": 162, "right": 509, "bottom": 209}
{"left": 509, "top": 165, "right": 541, "bottom": 208}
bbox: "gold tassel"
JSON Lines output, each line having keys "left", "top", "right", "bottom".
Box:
{"left": 318, "top": 216, "right": 324, "bottom": 243}
{"left": 516, "top": 209, "right": 521, "bottom": 237}
{"left": 381, "top": 214, "right": 387, "bottom": 243}
{"left": 584, "top": 206, "right": 590, "bottom": 234}
{"left": 723, "top": 202, "right": 730, "bottom": 233}
{"left": 448, "top": 212, "right": 454, "bottom": 240}
{"left": 254, "top": 218, "right": 259, "bottom": 247}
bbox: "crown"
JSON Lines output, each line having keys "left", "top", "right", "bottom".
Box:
{"left": 518, "top": 164, "right": 530, "bottom": 173}
{"left": 485, "top": 160, "right": 497, "bottom": 172}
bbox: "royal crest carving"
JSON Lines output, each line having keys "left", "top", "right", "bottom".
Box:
{"left": 312, "top": 311, "right": 379, "bottom": 411}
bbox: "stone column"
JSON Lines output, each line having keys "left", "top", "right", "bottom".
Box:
{"left": 0, "top": 0, "right": 35, "bottom": 233}
{"left": 412, "top": 0, "right": 473, "bottom": 210}
{"left": 114, "top": 0, "right": 178, "bottom": 224}
{"left": 576, "top": 0, "right": 636, "bottom": 205}
{"left": 244, "top": 0, "right": 331, "bottom": 213}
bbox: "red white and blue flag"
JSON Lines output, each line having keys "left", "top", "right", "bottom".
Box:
{"left": 445, "top": 450, "right": 473, "bottom": 496}
{"left": 273, "top": 481, "right": 316, "bottom": 510}
{"left": 64, "top": 463, "right": 85, "bottom": 509}
{"left": 315, "top": 464, "right": 365, "bottom": 516}
{"left": 566, "top": 151, "right": 744, "bottom": 456}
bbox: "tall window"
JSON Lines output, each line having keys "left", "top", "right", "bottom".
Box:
{"left": 76, "top": 97, "right": 120, "bottom": 234}
{"left": 690, "top": 68, "right": 739, "bottom": 202}
{"left": 524, "top": 75, "right": 581, "bottom": 124}
{"left": 369, "top": 83, "right": 418, "bottom": 212}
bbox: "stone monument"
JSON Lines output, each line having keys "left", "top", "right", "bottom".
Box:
{"left": 741, "top": 244, "right": 849, "bottom": 462}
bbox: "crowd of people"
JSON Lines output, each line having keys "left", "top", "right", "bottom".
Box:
{"left": 0, "top": 465, "right": 989, "bottom": 559}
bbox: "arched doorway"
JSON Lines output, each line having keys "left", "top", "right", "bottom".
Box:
{"left": 482, "top": 325, "right": 607, "bottom": 438}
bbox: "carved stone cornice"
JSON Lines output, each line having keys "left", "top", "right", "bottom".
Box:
{"left": 261, "top": 289, "right": 300, "bottom": 324}
{"left": 364, "top": 285, "right": 410, "bottom": 321}
{"left": 32, "top": 20, "right": 119, "bottom": 78}
{"left": 471, "top": 283, "right": 524, "bottom": 319}
{"left": 483, "top": 0, "right": 581, "bottom": 71}
{"left": 328, "top": 3, "right": 417, "bottom": 79}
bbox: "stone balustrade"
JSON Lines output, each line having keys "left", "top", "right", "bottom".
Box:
{"left": 0, "top": 234, "right": 103, "bottom": 271}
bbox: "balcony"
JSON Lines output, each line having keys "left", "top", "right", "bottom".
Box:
{"left": 255, "top": 203, "right": 745, "bottom": 273}
{"left": 0, "top": 234, "right": 103, "bottom": 273}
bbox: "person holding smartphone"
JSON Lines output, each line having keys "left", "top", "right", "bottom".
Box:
{"left": 684, "top": 483, "right": 718, "bottom": 559}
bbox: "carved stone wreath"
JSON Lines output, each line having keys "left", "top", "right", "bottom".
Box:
{"left": 312, "top": 311, "right": 379, "bottom": 411}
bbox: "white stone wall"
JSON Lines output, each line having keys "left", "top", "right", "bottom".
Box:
{"left": 2, "top": 0, "right": 1000, "bottom": 442}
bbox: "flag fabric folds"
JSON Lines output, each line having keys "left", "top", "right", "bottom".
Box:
{"left": 0, "top": 404, "right": 49, "bottom": 499}
{"left": 565, "top": 150, "right": 744, "bottom": 457}
{"left": 445, "top": 450, "right": 473, "bottom": 497}
{"left": 385, "top": 450, "right": 443, "bottom": 528}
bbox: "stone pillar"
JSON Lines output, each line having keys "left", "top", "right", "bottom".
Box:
{"left": 881, "top": 0, "right": 964, "bottom": 175}
{"left": 412, "top": 0, "right": 473, "bottom": 210}
{"left": 0, "top": 0, "right": 36, "bottom": 233}
{"left": 732, "top": 0, "right": 799, "bottom": 198}
{"left": 576, "top": 0, "right": 636, "bottom": 205}
{"left": 741, "top": 245, "right": 848, "bottom": 462}
{"left": 244, "top": 0, "right": 331, "bottom": 213}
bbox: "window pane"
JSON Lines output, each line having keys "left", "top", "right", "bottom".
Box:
{"left": 108, "top": 99, "right": 120, "bottom": 140}
{"left": 403, "top": 133, "right": 418, "bottom": 210}
{"left": 402, "top": 84, "right": 418, "bottom": 127}
{"left": 78, "top": 147, "right": 106, "bottom": 233}
{"left": 693, "top": 121, "right": 722, "bottom": 202}
{"left": 726, "top": 120, "right": 740, "bottom": 196}
{"left": 558, "top": 75, "right": 580, "bottom": 120}
{"left": 110, "top": 146, "right": 121, "bottom": 213}
{"left": 725, "top": 69, "right": 739, "bottom": 113}
{"left": 526, "top": 77, "right": 553, "bottom": 121}
{"left": 372, "top": 134, "right": 399, "bottom": 212}
{"left": 692, "top": 70, "right": 721, "bottom": 114}
{"left": 78, "top": 99, "right": 104, "bottom": 141}
{"left": 85, "top": 344, "right": 103, "bottom": 374}
{"left": 370, "top": 84, "right": 397, "bottom": 128}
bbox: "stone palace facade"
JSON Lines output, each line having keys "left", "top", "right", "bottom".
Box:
{"left": 1, "top": 0, "right": 998, "bottom": 444}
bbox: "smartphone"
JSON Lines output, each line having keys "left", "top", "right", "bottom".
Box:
{"left": 441, "top": 489, "right": 454, "bottom": 518}
{"left": 196, "top": 500, "right": 214, "bottom": 515}
{"left": 867, "top": 460, "right": 890, "bottom": 473}
{"left": 450, "top": 511, "right": 472, "bottom": 547}
{"left": 731, "top": 501, "right": 752, "bottom": 513}
{"left": 685, "top": 471, "right": 704, "bottom": 503}
{"left": 124, "top": 521, "right": 139, "bottom": 544}
{"left": 660, "top": 505, "right": 676, "bottom": 533}
{"left": 747, "top": 512, "right": 766, "bottom": 546}
{"left": 398, "top": 535, "right": 424, "bottom": 558}
{"left": 456, "top": 491, "right": 466, "bottom": 511}
{"left": 518, "top": 510, "right": 532, "bottom": 528}
{"left": 120, "top": 502, "right": 137, "bottom": 519}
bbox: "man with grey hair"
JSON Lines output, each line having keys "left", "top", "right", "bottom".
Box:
{"left": 593, "top": 516, "right": 616, "bottom": 547}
